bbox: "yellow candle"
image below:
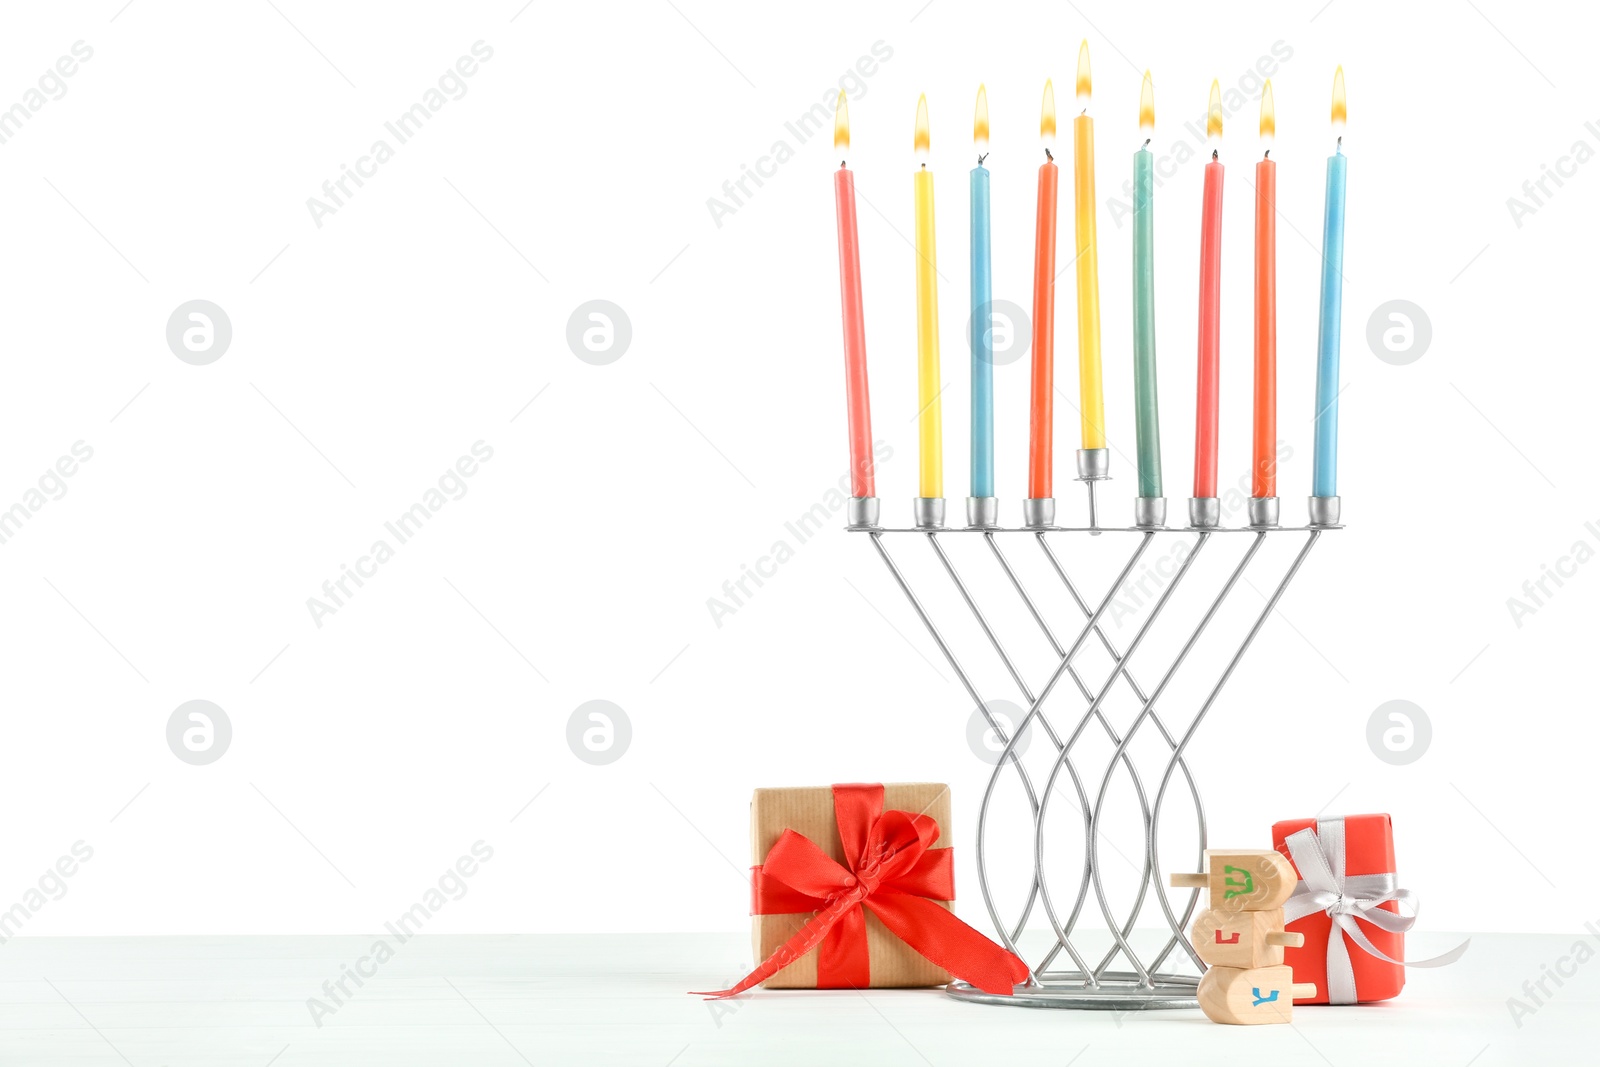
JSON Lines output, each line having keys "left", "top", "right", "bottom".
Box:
{"left": 913, "top": 94, "right": 942, "bottom": 499}
{"left": 1073, "top": 41, "right": 1106, "bottom": 450}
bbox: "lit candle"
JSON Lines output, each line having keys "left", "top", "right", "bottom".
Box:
{"left": 970, "top": 85, "right": 995, "bottom": 520}
{"left": 1132, "top": 71, "right": 1164, "bottom": 525}
{"left": 1311, "top": 67, "right": 1347, "bottom": 526}
{"left": 1251, "top": 81, "right": 1278, "bottom": 526}
{"left": 1074, "top": 42, "right": 1107, "bottom": 456}
{"left": 1026, "top": 80, "right": 1058, "bottom": 527}
{"left": 913, "top": 94, "right": 944, "bottom": 525}
{"left": 1191, "top": 80, "right": 1224, "bottom": 528}
{"left": 833, "top": 92, "right": 876, "bottom": 525}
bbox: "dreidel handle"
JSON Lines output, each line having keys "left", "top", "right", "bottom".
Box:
{"left": 1170, "top": 873, "right": 1208, "bottom": 888}
{"left": 1266, "top": 931, "right": 1305, "bottom": 948}
{"left": 1292, "top": 983, "right": 1318, "bottom": 999}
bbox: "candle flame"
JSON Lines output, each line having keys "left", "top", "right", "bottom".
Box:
{"left": 914, "top": 93, "right": 930, "bottom": 161}
{"left": 1331, "top": 65, "right": 1346, "bottom": 135}
{"left": 974, "top": 84, "right": 989, "bottom": 153}
{"left": 1139, "top": 70, "right": 1154, "bottom": 134}
{"left": 1076, "top": 40, "right": 1091, "bottom": 105}
{"left": 1206, "top": 79, "right": 1223, "bottom": 142}
{"left": 1260, "top": 79, "right": 1274, "bottom": 144}
{"left": 1040, "top": 79, "right": 1056, "bottom": 148}
{"left": 834, "top": 90, "right": 849, "bottom": 156}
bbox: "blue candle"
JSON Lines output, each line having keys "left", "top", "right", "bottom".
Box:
{"left": 970, "top": 86, "right": 994, "bottom": 499}
{"left": 1312, "top": 69, "right": 1347, "bottom": 500}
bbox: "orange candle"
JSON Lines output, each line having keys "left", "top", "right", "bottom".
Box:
{"left": 1252, "top": 82, "right": 1276, "bottom": 500}
{"left": 1028, "top": 80, "right": 1058, "bottom": 503}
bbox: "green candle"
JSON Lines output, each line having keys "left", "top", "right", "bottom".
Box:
{"left": 1132, "top": 72, "right": 1162, "bottom": 499}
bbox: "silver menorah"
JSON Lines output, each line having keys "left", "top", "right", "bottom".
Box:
{"left": 854, "top": 501, "right": 1332, "bottom": 1009}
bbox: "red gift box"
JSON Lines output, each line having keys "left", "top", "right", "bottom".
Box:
{"left": 1272, "top": 814, "right": 1405, "bottom": 1004}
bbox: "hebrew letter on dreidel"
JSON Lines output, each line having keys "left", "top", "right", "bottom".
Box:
{"left": 1198, "top": 965, "right": 1319, "bottom": 1025}
{"left": 1192, "top": 908, "right": 1295, "bottom": 968}
{"left": 1171, "top": 849, "right": 1296, "bottom": 912}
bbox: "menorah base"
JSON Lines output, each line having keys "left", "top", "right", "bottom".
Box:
{"left": 947, "top": 972, "right": 1200, "bottom": 1010}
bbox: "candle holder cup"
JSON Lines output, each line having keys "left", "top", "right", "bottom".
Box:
{"left": 853, "top": 503, "right": 1334, "bottom": 1009}
{"left": 1076, "top": 448, "right": 1111, "bottom": 480}
{"left": 1076, "top": 448, "right": 1111, "bottom": 531}
{"left": 1133, "top": 496, "right": 1167, "bottom": 529}
{"left": 967, "top": 496, "right": 1000, "bottom": 529}
{"left": 913, "top": 497, "right": 946, "bottom": 530}
{"left": 847, "top": 496, "right": 881, "bottom": 531}
{"left": 1247, "top": 496, "right": 1279, "bottom": 528}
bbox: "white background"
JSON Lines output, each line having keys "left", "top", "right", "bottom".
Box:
{"left": 0, "top": 0, "right": 1593, "bottom": 943}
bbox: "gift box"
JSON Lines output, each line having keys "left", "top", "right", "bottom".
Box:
{"left": 1272, "top": 813, "right": 1405, "bottom": 1004}
{"left": 753, "top": 782, "right": 952, "bottom": 988}
{"left": 697, "top": 782, "right": 1028, "bottom": 997}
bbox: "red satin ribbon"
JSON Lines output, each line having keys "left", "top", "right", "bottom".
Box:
{"left": 695, "top": 784, "right": 1029, "bottom": 997}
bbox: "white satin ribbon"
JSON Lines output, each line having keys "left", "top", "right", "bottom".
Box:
{"left": 1282, "top": 818, "right": 1470, "bottom": 1004}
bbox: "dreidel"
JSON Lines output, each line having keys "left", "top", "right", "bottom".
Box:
{"left": 1197, "top": 965, "right": 1318, "bottom": 1025}
{"left": 1169, "top": 849, "right": 1296, "bottom": 911}
{"left": 1191, "top": 907, "right": 1305, "bottom": 968}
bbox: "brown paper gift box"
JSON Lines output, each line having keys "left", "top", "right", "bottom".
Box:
{"left": 750, "top": 783, "right": 952, "bottom": 989}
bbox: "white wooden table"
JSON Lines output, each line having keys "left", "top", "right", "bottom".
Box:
{"left": 0, "top": 932, "right": 1586, "bottom": 1065}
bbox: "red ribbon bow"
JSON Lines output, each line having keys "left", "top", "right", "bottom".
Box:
{"left": 696, "top": 784, "right": 1029, "bottom": 997}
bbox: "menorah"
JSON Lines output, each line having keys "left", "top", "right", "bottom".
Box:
{"left": 853, "top": 501, "right": 1334, "bottom": 1010}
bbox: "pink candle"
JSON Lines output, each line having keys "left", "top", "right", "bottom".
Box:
{"left": 834, "top": 93, "right": 874, "bottom": 499}
{"left": 1028, "top": 80, "right": 1059, "bottom": 502}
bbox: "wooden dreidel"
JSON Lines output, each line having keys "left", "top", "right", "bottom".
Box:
{"left": 1191, "top": 907, "right": 1305, "bottom": 968}
{"left": 1169, "top": 849, "right": 1296, "bottom": 911}
{"left": 1197, "top": 965, "right": 1318, "bottom": 1025}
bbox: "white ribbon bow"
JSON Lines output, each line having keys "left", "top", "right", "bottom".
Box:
{"left": 1282, "top": 819, "right": 1470, "bottom": 1004}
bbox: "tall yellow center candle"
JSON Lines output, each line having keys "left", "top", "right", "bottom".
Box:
{"left": 1073, "top": 41, "right": 1106, "bottom": 452}
{"left": 913, "top": 94, "right": 943, "bottom": 504}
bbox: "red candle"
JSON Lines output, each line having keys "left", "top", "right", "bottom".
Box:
{"left": 1194, "top": 82, "right": 1224, "bottom": 501}
{"left": 1252, "top": 83, "right": 1277, "bottom": 500}
{"left": 834, "top": 93, "right": 874, "bottom": 499}
{"left": 1028, "top": 80, "right": 1059, "bottom": 501}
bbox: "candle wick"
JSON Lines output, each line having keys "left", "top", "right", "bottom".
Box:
{"left": 1337, "top": 135, "right": 1343, "bottom": 148}
{"left": 1212, "top": 149, "right": 1218, "bottom": 162}
{"left": 1264, "top": 149, "right": 1271, "bottom": 159}
{"left": 1143, "top": 138, "right": 1151, "bottom": 147}
{"left": 977, "top": 152, "right": 988, "bottom": 165}
{"left": 1044, "top": 147, "right": 1053, "bottom": 162}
